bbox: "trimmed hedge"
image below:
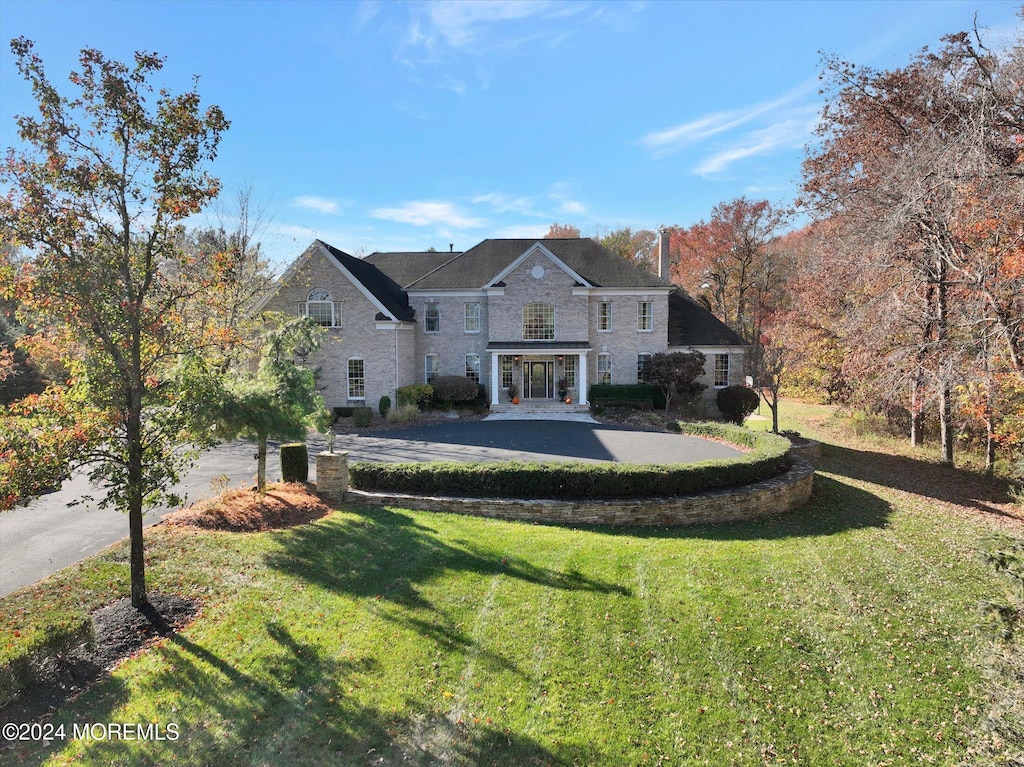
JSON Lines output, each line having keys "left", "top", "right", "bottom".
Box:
{"left": 350, "top": 422, "right": 791, "bottom": 500}
{"left": 588, "top": 383, "right": 666, "bottom": 410}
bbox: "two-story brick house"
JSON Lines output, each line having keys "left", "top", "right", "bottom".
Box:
{"left": 257, "top": 234, "right": 747, "bottom": 410}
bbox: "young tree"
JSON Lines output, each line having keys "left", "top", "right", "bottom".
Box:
{"left": 0, "top": 39, "right": 230, "bottom": 606}
{"left": 598, "top": 227, "right": 657, "bottom": 270}
{"left": 642, "top": 351, "right": 706, "bottom": 415}
{"left": 212, "top": 317, "right": 328, "bottom": 494}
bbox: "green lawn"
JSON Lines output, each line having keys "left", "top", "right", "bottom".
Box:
{"left": 1, "top": 400, "right": 1020, "bottom": 765}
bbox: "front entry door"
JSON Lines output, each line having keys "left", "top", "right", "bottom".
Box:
{"left": 525, "top": 361, "right": 554, "bottom": 399}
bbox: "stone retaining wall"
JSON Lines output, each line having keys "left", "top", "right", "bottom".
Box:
{"left": 343, "top": 455, "right": 814, "bottom": 527}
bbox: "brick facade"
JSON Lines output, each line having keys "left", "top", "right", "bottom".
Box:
{"left": 259, "top": 240, "right": 748, "bottom": 410}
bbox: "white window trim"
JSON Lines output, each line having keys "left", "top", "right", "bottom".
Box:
{"left": 597, "top": 352, "right": 612, "bottom": 385}
{"left": 464, "top": 302, "right": 481, "bottom": 334}
{"left": 637, "top": 352, "right": 652, "bottom": 383}
{"left": 465, "top": 353, "right": 481, "bottom": 383}
{"left": 425, "top": 354, "right": 439, "bottom": 383}
{"left": 298, "top": 288, "right": 342, "bottom": 328}
{"left": 714, "top": 353, "right": 730, "bottom": 388}
{"left": 597, "top": 301, "right": 613, "bottom": 332}
{"left": 347, "top": 357, "right": 365, "bottom": 401}
{"left": 425, "top": 302, "right": 440, "bottom": 334}
{"left": 637, "top": 300, "right": 653, "bottom": 333}
{"left": 523, "top": 302, "right": 556, "bottom": 341}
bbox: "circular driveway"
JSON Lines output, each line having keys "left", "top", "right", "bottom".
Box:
{"left": 344, "top": 420, "right": 743, "bottom": 465}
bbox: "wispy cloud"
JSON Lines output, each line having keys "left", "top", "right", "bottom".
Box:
{"left": 292, "top": 196, "right": 343, "bottom": 215}
{"left": 473, "top": 192, "right": 542, "bottom": 217}
{"left": 694, "top": 111, "right": 818, "bottom": 176}
{"left": 371, "top": 200, "right": 486, "bottom": 228}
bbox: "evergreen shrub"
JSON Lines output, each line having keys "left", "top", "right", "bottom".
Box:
{"left": 717, "top": 385, "right": 761, "bottom": 425}
{"left": 280, "top": 442, "right": 308, "bottom": 483}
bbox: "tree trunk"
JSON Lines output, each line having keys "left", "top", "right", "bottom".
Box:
{"left": 910, "top": 375, "right": 925, "bottom": 448}
{"left": 934, "top": 255, "right": 954, "bottom": 465}
{"left": 127, "top": 388, "right": 147, "bottom": 608}
{"left": 985, "top": 385, "right": 996, "bottom": 476}
{"left": 257, "top": 433, "right": 267, "bottom": 494}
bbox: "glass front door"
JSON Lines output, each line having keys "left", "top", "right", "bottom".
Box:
{"left": 525, "top": 360, "right": 554, "bottom": 399}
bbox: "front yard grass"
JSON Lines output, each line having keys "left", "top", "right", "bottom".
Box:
{"left": 1, "top": 401, "right": 1020, "bottom": 765}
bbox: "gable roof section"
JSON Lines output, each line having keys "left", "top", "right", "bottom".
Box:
{"left": 364, "top": 251, "right": 463, "bottom": 289}
{"left": 668, "top": 289, "right": 746, "bottom": 347}
{"left": 316, "top": 241, "right": 416, "bottom": 322}
{"left": 402, "top": 238, "right": 673, "bottom": 290}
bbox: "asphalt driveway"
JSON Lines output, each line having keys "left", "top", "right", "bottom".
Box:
{"left": 0, "top": 420, "right": 741, "bottom": 596}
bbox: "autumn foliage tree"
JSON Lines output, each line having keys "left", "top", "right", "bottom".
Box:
{"left": 801, "top": 21, "right": 1024, "bottom": 465}
{"left": 0, "top": 39, "right": 230, "bottom": 606}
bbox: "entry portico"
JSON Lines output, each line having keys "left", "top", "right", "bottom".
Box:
{"left": 487, "top": 342, "right": 590, "bottom": 406}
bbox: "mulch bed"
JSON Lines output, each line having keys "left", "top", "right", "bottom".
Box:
{"left": 161, "top": 481, "right": 331, "bottom": 532}
{"left": 0, "top": 593, "right": 200, "bottom": 730}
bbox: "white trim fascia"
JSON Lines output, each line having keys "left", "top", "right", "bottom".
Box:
{"left": 487, "top": 345, "right": 593, "bottom": 355}
{"left": 484, "top": 286, "right": 506, "bottom": 297}
{"left": 375, "top": 320, "right": 417, "bottom": 331}
{"left": 485, "top": 242, "right": 592, "bottom": 289}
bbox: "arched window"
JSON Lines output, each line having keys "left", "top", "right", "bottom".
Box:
{"left": 522, "top": 303, "right": 555, "bottom": 340}
{"left": 465, "top": 354, "right": 480, "bottom": 383}
{"left": 299, "top": 288, "right": 340, "bottom": 327}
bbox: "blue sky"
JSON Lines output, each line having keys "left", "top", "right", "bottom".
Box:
{"left": 1, "top": 0, "right": 1020, "bottom": 268}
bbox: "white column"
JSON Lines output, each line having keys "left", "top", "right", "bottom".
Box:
{"left": 490, "top": 352, "right": 500, "bottom": 405}
{"left": 578, "top": 352, "right": 588, "bottom": 405}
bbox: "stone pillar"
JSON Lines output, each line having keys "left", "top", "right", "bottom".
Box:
{"left": 316, "top": 450, "right": 349, "bottom": 502}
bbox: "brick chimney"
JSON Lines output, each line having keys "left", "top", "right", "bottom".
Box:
{"left": 658, "top": 228, "right": 671, "bottom": 281}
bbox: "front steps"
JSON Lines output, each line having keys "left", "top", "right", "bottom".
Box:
{"left": 486, "top": 401, "right": 596, "bottom": 422}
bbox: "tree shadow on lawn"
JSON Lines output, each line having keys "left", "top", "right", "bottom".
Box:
{"left": 264, "top": 505, "right": 631, "bottom": 603}
{"left": 817, "top": 442, "right": 1022, "bottom": 522}
{"left": 25, "top": 619, "right": 580, "bottom": 767}
{"left": 581, "top": 474, "right": 893, "bottom": 543}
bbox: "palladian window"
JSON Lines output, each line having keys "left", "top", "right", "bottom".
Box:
{"left": 298, "top": 288, "right": 341, "bottom": 327}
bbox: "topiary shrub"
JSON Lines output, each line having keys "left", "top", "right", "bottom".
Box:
{"left": 353, "top": 406, "right": 373, "bottom": 428}
{"left": 378, "top": 395, "right": 391, "bottom": 416}
{"left": 717, "top": 385, "right": 760, "bottom": 425}
{"left": 280, "top": 442, "right": 308, "bottom": 483}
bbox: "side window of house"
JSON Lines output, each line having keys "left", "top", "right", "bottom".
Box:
{"left": 597, "top": 301, "right": 613, "bottom": 332}
{"left": 425, "top": 354, "right": 439, "bottom": 383}
{"left": 347, "top": 358, "right": 365, "bottom": 400}
{"left": 464, "top": 303, "right": 480, "bottom": 333}
{"left": 714, "top": 354, "right": 730, "bottom": 387}
{"left": 523, "top": 303, "right": 555, "bottom": 340}
{"left": 299, "top": 288, "right": 341, "bottom": 327}
{"left": 563, "top": 356, "right": 576, "bottom": 388}
{"left": 637, "top": 353, "right": 651, "bottom": 383}
{"left": 465, "top": 354, "right": 480, "bottom": 383}
{"left": 500, "top": 355, "right": 513, "bottom": 390}
{"left": 425, "top": 302, "right": 440, "bottom": 333}
{"left": 637, "top": 301, "right": 653, "bottom": 332}
{"left": 597, "top": 353, "right": 612, "bottom": 385}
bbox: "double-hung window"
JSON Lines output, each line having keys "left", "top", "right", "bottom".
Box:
{"left": 597, "top": 353, "right": 612, "bottom": 385}
{"left": 637, "top": 353, "right": 651, "bottom": 383}
{"left": 347, "top": 358, "right": 365, "bottom": 400}
{"left": 597, "top": 301, "right": 613, "bottom": 332}
{"left": 563, "top": 356, "right": 577, "bottom": 388}
{"left": 500, "top": 355, "right": 513, "bottom": 390}
{"left": 465, "top": 354, "right": 480, "bottom": 383}
{"left": 425, "top": 354, "right": 439, "bottom": 383}
{"left": 464, "top": 303, "right": 480, "bottom": 333}
{"left": 637, "top": 301, "right": 653, "bottom": 332}
{"left": 425, "top": 302, "right": 440, "bottom": 333}
{"left": 714, "top": 354, "right": 730, "bottom": 388}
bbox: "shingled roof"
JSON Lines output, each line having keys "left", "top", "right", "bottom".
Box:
{"left": 363, "top": 251, "right": 463, "bottom": 289}
{"left": 667, "top": 289, "right": 746, "bottom": 347}
{"left": 393, "top": 238, "right": 673, "bottom": 290}
{"left": 318, "top": 241, "right": 416, "bottom": 322}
